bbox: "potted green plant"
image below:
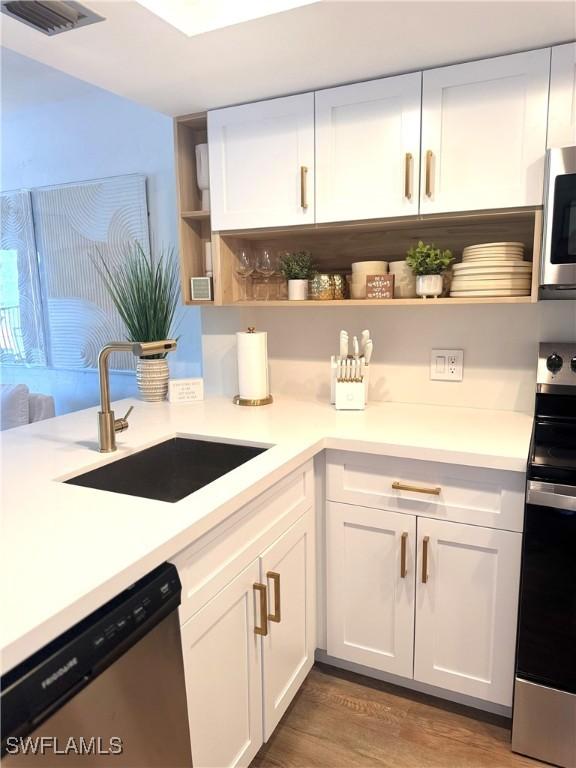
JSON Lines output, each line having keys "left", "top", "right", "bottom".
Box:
{"left": 406, "top": 241, "right": 454, "bottom": 298}
{"left": 279, "top": 251, "right": 316, "bottom": 300}
{"left": 95, "top": 242, "right": 179, "bottom": 401}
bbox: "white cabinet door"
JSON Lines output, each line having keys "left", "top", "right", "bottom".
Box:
{"left": 315, "top": 73, "right": 421, "bottom": 222}
{"left": 208, "top": 94, "right": 314, "bottom": 230}
{"left": 181, "top": 560, "right": 263, "bottom": 768}
{"left": 260, "top": 512, "right": 315, "bottom": 740}
{"left": 414, "top": 518, "right": 522, "bottom": 705}
{"left": 326, "top": 501, "right": 416, "bottom": 678}
{"left": 420, "top": 50, "right": 550, "bottom": 213}
{"left": 548, "top": 43, "right": 576, "bottom": 148}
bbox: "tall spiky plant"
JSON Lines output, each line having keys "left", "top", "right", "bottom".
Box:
{"left": 94, "top": 241, "right": 179, "bottom": 358}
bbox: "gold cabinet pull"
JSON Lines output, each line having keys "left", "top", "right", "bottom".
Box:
{"left": 267, "top": 571, "right": 281, "bottom": 622}
{"left": 400, "top": 532, "right": 408, "bottom": 578}
{"left": 392, "top": 481, "right": 441, "bottom": 496}
{"left": 253, "top": 583, "right": 268, "bottom": 636}
{"left": 404, "top": 153, "right": 413, "bottom": 200}
{"left": 422, "top": 536, "right": 430, "bottom": 583}
{"left": 425, "top": 150, "right": 434, "bottom": 198}
{"left": 300, "top": 166, "right": 308, "bottom": 210}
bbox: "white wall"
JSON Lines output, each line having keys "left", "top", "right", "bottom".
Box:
{"left": 202, "top": 301, "right": 576, "bottom": 413}
{"left": 1, "top": 50, "right": 202, "bottom": 414}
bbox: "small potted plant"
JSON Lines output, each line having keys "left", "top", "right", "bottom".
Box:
{"left": 95, "top": 242, "right": 179, "bottom": 401}
{"left": 279, "top": 250, "right": 316, "bottom": 300}
{"left": 406, "top": 241, "right": 454, "bottom": 298}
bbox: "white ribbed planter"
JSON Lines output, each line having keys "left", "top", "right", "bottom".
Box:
{"left": 136, "top": 358, "right": 169, "bottom": 402}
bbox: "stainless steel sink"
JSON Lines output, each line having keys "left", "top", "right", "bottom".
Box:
{"left": 66, "top": 437, "right": 268, "bottom": 503}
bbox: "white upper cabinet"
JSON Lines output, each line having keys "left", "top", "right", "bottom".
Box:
{"left": 208, "top": 93, "right": 314, "bottom": 230}
{"left": 315, "top": 73, "right": 422, "bottom": 222}
{"left": 420, "top": 49, "right": 550, "bottom": 213}
{"left": 548, "top": 43, "right": 576, "bottom": 148}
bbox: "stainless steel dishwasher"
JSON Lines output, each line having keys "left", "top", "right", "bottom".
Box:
{"left": 1, "top": 563, "right": 193, "bottom": 767}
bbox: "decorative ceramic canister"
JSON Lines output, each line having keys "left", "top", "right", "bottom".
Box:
{"left": 310, "top": 274, "right": 334, "bottom": 300}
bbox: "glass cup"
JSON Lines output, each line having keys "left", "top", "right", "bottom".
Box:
{"left": 255, "top": 248, "right": 276, "bottom": 300}
{"left": 234, "top": 248, "right": 255, "bottom": 301}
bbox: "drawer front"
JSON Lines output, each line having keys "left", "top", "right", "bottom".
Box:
{"left": 326, "top": 451, "right": 525, "bottom": 531}
{"left": 173, "top": 461, "right": 314, "bottom": 625}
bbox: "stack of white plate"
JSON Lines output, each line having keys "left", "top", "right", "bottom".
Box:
{"left": 450, "top": 242, "right": 532, "bottom": 297}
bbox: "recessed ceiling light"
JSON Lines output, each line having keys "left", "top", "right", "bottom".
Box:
{"left": 136, "top": 0, "right": 321, "bottom": 37}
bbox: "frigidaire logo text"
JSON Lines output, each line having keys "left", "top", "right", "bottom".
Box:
{"left": 41, "top": 657, "right": 78, "bottom": 689}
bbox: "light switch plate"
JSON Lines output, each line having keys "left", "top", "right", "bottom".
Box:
{"left": 430, "top": 349, "right": 464, "bottom": 381}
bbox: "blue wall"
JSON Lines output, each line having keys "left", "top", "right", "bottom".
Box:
{"left": 1, "top": 50, "right": 202, "bottom": 415}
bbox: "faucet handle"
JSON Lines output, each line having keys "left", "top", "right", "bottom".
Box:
{"left": 114, "top": 406, "right": 133, "bottom": 434}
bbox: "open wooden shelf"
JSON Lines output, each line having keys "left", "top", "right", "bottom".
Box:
{"left": 210, "top": 207, "right": 542, "bottom": 306}
{"left": 174, "top": 112, "right": 214, "bottom": 305}
{"left": 227, "top": 296, "right": 536, "bottom": 307}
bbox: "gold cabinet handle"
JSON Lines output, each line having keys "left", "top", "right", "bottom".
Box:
{"left": 400, "top": 532, "right": 408, "bottom": 578}
{"left": 392, "top": 481, "right": 441, "bottom": 496}
{"left": 404, "top": 153, "right": 413, "bottom": 200}
{"left": 425, "top": 150, "right": 434, "bottom": 198}
{"left": 300, "top": 166, "right": 308, "bottom": 210}
{"left": 253, "top": 583, "right": 268, "bottom": 636}
{"left": 422, "top": 536, "right": 430, "bottom": 583}
{"left": 267, "top": 571, "right": 281, "bottom": 622}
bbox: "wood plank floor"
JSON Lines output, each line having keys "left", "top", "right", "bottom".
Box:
{"left": 252, "top": 664, "right": 545, "bottom": 768}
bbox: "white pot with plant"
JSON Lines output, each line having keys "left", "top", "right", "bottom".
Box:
{"left": 95, "top": 242, "right": 180, "bottom": 402}
{"left": 406, "top": 241, "right": 454, "bottom": 299}
{"left": 279, "top": 251, "right": 316, "bottom": 300}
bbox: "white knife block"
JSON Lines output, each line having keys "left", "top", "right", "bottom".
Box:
{"left": 330, "top": 356, "right": 369, "bottom": 408}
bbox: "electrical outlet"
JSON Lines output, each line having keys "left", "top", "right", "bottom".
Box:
{"left": 430, "top": 349, "right": 464, "bottom": 381}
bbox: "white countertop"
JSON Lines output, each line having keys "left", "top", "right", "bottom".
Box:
{"left": 0, "top": 395, "right": 533, "bottom": 673}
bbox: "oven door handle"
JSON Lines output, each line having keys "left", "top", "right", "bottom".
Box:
{"left": 527, "top": 481, "right": 576, "bottom": 512}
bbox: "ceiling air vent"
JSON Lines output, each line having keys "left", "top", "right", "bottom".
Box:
{"left": 1, "top": 1, "right": 104, "bottom": 35}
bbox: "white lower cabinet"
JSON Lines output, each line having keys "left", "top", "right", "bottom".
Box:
{"left": 326, "top": 501, "right": 415, "bottom": 677}
{"left": 261, "top": 513, "right": 315, "bottom": 738}
{"left": 181, "top": 509, "right": 315, "bottom": 768}
{"left": 326, "top": 500, "right": 522, "bottom": 707}
{"left": 181, "top": 559, "right": 263, "bottom": 768}
{"left": 414, "top": 517, "right": 522, "bottom": 706}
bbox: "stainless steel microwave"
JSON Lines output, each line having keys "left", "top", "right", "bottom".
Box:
{"left": 540, "top": 146, "right": 576, "bottom": 299}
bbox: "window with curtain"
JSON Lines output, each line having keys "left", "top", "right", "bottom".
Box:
{"left": 0, "top": 174, "right": 150, "bottom": 372}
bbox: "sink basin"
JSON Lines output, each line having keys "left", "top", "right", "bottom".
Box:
{"left": 66, "top": 437, "right": 268, "bottom": 503}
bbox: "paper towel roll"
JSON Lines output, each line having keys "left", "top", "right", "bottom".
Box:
{"left": 237, "top": 330, "right": 270, "bottom": 400}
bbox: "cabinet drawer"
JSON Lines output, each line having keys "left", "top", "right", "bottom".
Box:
{"left": 172, "top": 461, "right": 314, "bottom": 625}
{"left": 326, "top": 451, "right": 525, "bottom": 531}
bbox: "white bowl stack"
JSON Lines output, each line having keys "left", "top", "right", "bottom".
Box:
{"left": 450, "top": 242, "right": 532, "bottom": 297}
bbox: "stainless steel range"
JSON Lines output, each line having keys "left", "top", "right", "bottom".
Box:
{"left": 512, "top": 343, "right": 576, "bottom": 768}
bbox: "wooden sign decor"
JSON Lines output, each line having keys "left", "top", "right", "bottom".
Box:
{"left": 366, "top": 274, "right": 395, "bottom": 299}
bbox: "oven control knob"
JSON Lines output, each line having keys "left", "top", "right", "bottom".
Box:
{"left": 546, "top": 353, "right": 563, "bottom": 374}
{"left": 571, "top": 357, "right": 576, "bottom": 373}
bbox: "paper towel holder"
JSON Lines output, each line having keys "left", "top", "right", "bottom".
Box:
{"left": 233, "top": 394, "right": 273, "bottom": 406}
{"left": 234, "top": 327, "right": 273, "bottom": 406}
